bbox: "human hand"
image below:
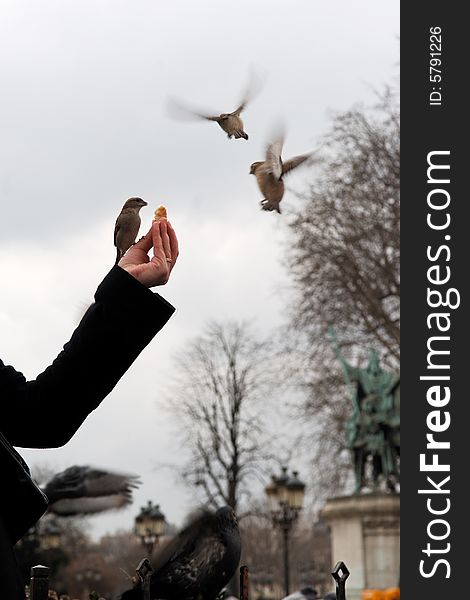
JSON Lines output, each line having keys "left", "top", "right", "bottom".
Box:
{"left": 118, "top": 219, "right": 179, "bottom": 288}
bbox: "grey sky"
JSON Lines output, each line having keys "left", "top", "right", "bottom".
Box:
{"left": 0, "top": 0, "right": 399, "bottom": 539}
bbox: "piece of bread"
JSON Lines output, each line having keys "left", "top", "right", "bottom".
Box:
{"left": 153, "top": 205, "right": 167, "bottom": 220}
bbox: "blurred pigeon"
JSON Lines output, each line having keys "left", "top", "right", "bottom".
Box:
{"left": 42, "top": 465, "right": 140, "bottom": 516}
{"left": 282, "top": 587, "right": 318, "bottom": 600}
{"left": 120, "top": 506, "right": 241, "bottom": 600}
{"left": 250, "top": 131, "right": 314, "bottom": 214}
{"left": 322, "top": 594, "right": 336, "bottom": 600}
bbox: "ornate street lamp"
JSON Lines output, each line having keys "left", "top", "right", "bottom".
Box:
{"left": 135, "top": 501, "right": 166, "bottom": 556}
{"left": 265, "top": 467, "right": 306, "bottom": 596}
{"left": 40, "top": 517, "right": 62, "bottom": 550}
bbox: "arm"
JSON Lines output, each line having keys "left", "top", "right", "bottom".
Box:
{"left": 329, "top": 326, "right": 360, "bottom": 383}
{"left": 1, "top": 219, "right": 178, "bottom": 448}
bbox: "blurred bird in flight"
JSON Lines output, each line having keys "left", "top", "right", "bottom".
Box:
{"left": 250, "top": 128, "right": 315, "bottom": 214}
{"left": 42, "top": 465, "right": 140, "bottom": 516}
{"left": 167, "top": 71, "right": 264, "bottom": 140}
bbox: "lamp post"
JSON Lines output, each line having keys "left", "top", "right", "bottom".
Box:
{"left": 265, "top": 467, "right": 306, "bottom": 597}
{"left": 135, "top": 501, "right": 166, "bottom": 556}
{"left": 40, "top": 517, "right": 62, "bottom": 550}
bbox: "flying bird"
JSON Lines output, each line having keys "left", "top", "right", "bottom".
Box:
{"left": 196, "top": 100, "right": 250, "bottom": 140}
{"left": 120, "top": 506, "right": 241, "bottom": 600}
{"left": 168, "top": 72, "right": 263, "bottom": 140}
{"left": 169, "top": 95, "right": 250, "bottom": 140}
{"left": 250, "top": 133, "right": 314, "bottom": 214}
{"left": 41, "top": 465, "right": 140, "bottom": 517}
{"left": 114, "top": 197, "right": 148, "bottom": 265}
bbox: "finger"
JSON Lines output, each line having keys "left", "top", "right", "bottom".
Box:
{"left": 151, "top": 219, "right": 165, "bottom": 260}
{"left": 167, "top": 221, "right": 179, "bottom": 268}
{"left": 159, "top": 219, "right": 172, "bottom": 262}
{"left": 132, "top": 226, "right": 153, "bottom": 253}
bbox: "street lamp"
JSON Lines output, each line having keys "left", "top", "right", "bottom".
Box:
{"left": 40, "top": 517, "right": 62, "bottom": 550}
{"left": 135, "top": 501, "right": 166, "bottom": 556}
{"left": 265, "top": 467, "right": 306, "bottom": 596}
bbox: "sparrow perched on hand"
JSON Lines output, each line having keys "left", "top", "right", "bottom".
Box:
{"left": 250, "top": 133, "right": 314, "bottom": 214}
{"left": 114, "top": 197, "right": 148, "bottom": 264}
{"left": 42, "top": 465, "right": 140, "bottom": 516}
{"left": 120, "top": 506, "right": 241, "bottom": 600}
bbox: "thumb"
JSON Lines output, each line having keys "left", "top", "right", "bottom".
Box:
{"left": 131, "top": 226, "right": 153, "bottom": 253}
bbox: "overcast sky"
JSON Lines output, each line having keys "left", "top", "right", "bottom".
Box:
{"left": 0, "top": 0, "right": 399, "bottom": 540}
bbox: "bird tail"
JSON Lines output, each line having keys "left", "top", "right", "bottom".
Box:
{"left": 234, "top": 130, "right": 248, "bottom": 140}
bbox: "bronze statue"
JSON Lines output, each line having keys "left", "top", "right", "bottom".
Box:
{"left": 330, "top": 329, "right": 400, "bottom": 493}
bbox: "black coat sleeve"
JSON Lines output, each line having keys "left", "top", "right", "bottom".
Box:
{"left": 0, "top": 266, "right": 175, "bottom": 448}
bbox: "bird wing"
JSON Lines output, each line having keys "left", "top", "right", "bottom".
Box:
{"left": 43, "top": 465, "right": 140, "bottom": 506}
{"left": 48, "top": 494, "right": 132, "bottom": 516}
{"left": 154, "top": 532, "right": 226, "bottom": 597}
{"left": 229, "top": 68, "right": 265, "bottom": 117}
{"left": 166, "top": 97, "right": 222, "bottom": 122}
{"left": 265, "top": 135, "right": 285, "bottom": 180}
{"left": 281, "top": 152, "right": 313, "bottom": 176}
{"left": 229, "top": 100, "right": 247, "bottom": 117}
{"left": 200, "top": 114, "right": 223, "bottom": 122}
{"left": 43, "top": 465, "right": 88, "bottom": 502}
{"left": 80, "top": 467, "right": 140, "bottom": 497}
{"left": 152, "top": 510, "right": 217, "bottom": 573}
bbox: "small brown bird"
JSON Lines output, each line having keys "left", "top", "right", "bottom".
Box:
{"left": 199, "top": 100, "right": 250, "bottom": 139}
{"left": 114, "top": 197, "right": 148, "bottom": 264}
{"left": 250, "top": 134, "right": 313, "bottom": 214}
{"left": 169, "top": 96, "right": 250, "bottom": 140}
{"left": 168, "top": 73, "right": 263, "bottom": 140}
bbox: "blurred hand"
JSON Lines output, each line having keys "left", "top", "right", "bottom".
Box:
{"left": 118, "top": 219, "right": 179, "bottom": 288}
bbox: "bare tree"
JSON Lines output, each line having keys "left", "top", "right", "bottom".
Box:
{"left": 283, "top": 88, "right": 400, "bottom": 499}
{"left": 239, "top": 514, "right": 331, "bottom": 599}
{"left": 168, "top": 320, "right": 277, "bottom": 513}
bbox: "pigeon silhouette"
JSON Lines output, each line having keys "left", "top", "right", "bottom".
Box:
{"left": 41, "top": 465, "right": 140, "bottom": 516}
{"left": 120, "top": 506, "right": 241, "bottom": 600}
{"left": 250, "top": 131, "right": 314, "bottom": 214}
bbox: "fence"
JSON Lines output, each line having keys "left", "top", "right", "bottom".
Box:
{"left": 27, "top": 560, "right": 351, "bottom": 600}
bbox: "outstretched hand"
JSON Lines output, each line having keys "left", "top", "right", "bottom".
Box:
{"left": 118, "top": 219, "right": 179, "bottom": 288}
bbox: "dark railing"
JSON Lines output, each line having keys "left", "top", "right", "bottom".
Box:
{"left": 29, "top": 565, "right": 49, "bottom": 600}
{"left": 27, "top": 560, "right": 351, "bottom": 600}
{"left": 331, "top": 561, "right": 350, "bottom": 600}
